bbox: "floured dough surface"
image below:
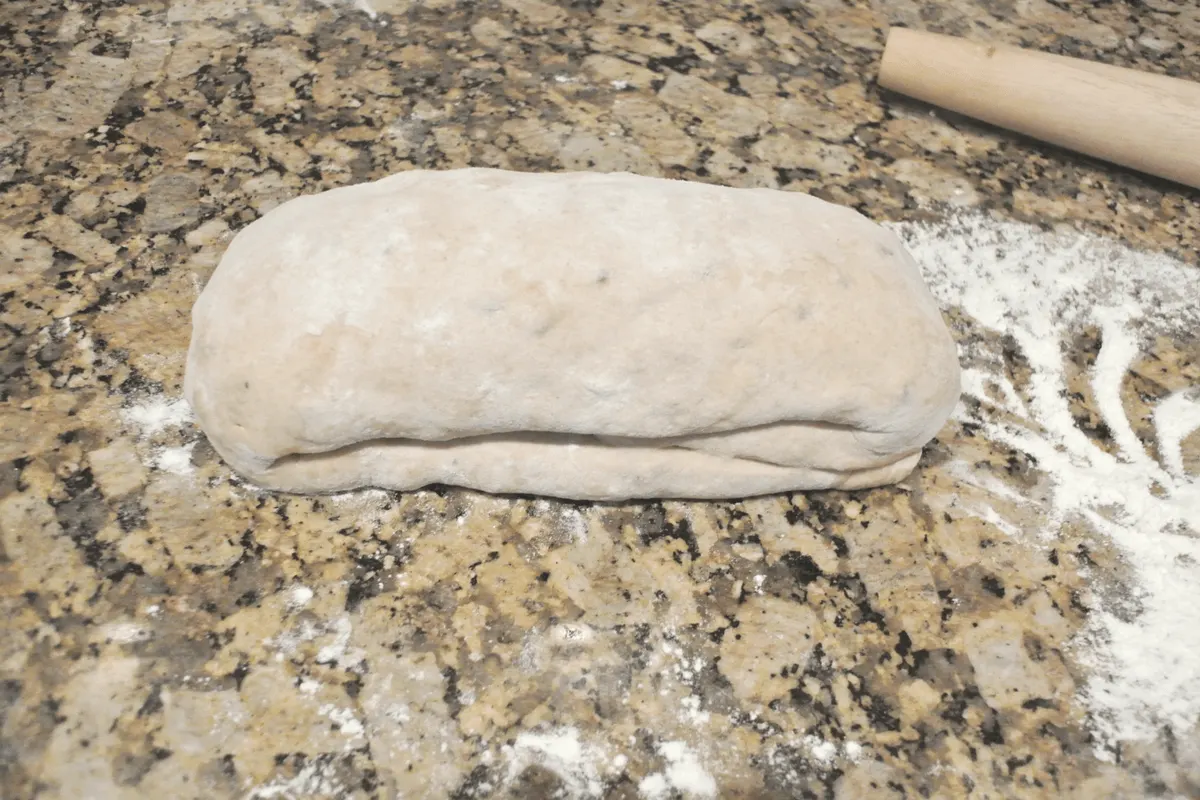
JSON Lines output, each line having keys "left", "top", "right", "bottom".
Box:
{"left": 184, "top": 168, "right": 960, "bottom": 500}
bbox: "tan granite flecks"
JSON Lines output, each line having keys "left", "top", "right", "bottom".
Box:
{"left": 1, "top": 0, "right": 1199, "bottom": 798}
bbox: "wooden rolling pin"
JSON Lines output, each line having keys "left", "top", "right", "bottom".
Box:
{"left": 878, "top": 28, "right": 1200, "bottom": 190}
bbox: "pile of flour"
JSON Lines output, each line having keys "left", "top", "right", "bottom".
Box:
{"left": 890, "top": 213, "right": 1200, "bottom": 757}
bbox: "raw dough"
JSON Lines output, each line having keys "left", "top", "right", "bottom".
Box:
{"left": 184, "top": 168, "right": 960, "bottom": 500}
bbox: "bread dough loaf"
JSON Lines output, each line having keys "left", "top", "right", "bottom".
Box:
{"left": 184, "top": 168, "right": 960, "bottom": 500}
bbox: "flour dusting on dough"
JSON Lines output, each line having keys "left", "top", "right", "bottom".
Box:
{"left": 891, "top": 214, "right": 1200, "bottom": 757}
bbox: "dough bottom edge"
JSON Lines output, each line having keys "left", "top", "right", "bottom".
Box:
{"left": 211, "top": 433, "right": 926, "bottom": 501}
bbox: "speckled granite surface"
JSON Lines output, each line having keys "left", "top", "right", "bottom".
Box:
{"left": 2, "top": 0, "right": 1199, "bottom": 798}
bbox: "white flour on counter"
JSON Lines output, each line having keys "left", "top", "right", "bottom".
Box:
{"left": 890, "top": 213, "right": 1200, "bottom": 758}
{"left": 121, "top": 395, "right": 193, "bottom": 438}
{"left": 248, "top": 761, "right": 345, "bottom": 799}
{"left": 152, "top": 442, "right": 196, "bottom": 475}
{"left": 501, "top": 727, "right": 617, "bottom": 799}
{"left": 121, "top": 393, "right": 198, "bottom": 477}
{"left": 637, "top": 740, "right": 718, "bottom": 799}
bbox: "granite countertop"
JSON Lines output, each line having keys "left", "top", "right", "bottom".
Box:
{"left": 2, "top": 0, "right": 1199, "bottom": 798}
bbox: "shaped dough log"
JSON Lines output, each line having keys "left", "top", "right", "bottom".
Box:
{"left": 184, "top": 168, "right": 960, "bottom": 500}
